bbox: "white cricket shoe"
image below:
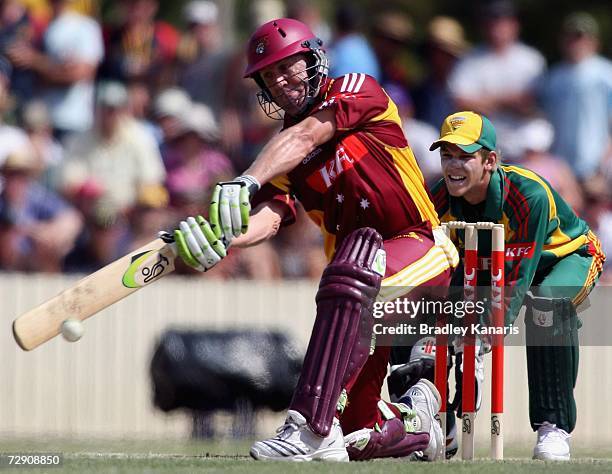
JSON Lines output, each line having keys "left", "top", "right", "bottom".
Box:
{"left": 250, "top": 410, "right": 349, "bottom": 462}
{"left": 400, "top": 379, "right": 445, "bottom": 461}
{"left": 533, "top": 422, "right": 571, "bottom": 461}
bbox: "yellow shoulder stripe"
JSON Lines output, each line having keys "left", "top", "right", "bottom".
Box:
{"left": 501, "top": 165, "right": 557, "bottom": 219}
{"left": 387, "top": 145, "right": 439, "bottom": 226}
{"left": 370, "top": 90, "right": 402, "bottom": 128}
{"left": 502, "top": 165, "right": 573, "bottom": 246}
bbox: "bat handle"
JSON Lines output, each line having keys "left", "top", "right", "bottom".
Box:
{"left": 158, "top": 231, "right": 175, "bottom": 243}
{"left": 158, "top": 229, "right": 233, "bottom": 253}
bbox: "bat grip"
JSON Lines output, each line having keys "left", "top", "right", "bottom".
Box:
{"left": 158, "top": 231, "right": 175, "bottom": 243}
{"left": 157, "top": 230, "right": 231, "bottom": 255}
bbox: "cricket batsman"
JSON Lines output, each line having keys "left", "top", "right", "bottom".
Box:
{"left": 167, "top": 18, "right": 459, "bottom": 461}
{"left": 389, "top": 111, "right": 605, "bottom": 460}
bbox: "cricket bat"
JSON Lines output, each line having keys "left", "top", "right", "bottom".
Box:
{"left": 12, "top": 237, "right": 177, "bottom": 351}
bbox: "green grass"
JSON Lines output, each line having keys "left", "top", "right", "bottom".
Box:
{"left": 1, "top": 438, "right": 611, "bottom": 474}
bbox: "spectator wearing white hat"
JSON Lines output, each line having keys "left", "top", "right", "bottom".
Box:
{"left": 152, "top": 86, "right": 192, "bottom": 146}
{"left": 59, "top": 81, "right": 167, "bottom": 215}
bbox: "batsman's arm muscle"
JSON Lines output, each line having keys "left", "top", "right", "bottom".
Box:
{"left": 13, "top": 237, "right": 176, "bottom": 351}
{"left": 243, "top": 109, "right": 336, "bottom": 186}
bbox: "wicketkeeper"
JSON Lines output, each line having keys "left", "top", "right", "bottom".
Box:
{"left": 389, "top": 111, "right": 605, "bottom": 460}
{"left": 168, "top": 18, "right": 460, "bottom": 461}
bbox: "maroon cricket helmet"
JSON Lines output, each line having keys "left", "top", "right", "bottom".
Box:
{"left": 244, "top": 18, "right": 322, "bottom": 77}
{"left": 244, "top": 18, "right": 329, "bottom": 119}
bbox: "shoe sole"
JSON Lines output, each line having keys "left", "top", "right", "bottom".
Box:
{"left": 250, "top": 446, "right": 349, "bottom": 462}
{"left": 533, "top": 452, "right": 570, "bottom": 461}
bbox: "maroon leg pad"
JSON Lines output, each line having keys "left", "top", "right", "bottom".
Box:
{"left": 289, "top": 227, "right": 383, "bottom": 436}
{"left": 347, "top": 418, "right": 430, "bottom": 460}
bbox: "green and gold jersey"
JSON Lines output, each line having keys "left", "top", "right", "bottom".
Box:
{"left": 432, "top": 165, "right": 605, "bottom": 324}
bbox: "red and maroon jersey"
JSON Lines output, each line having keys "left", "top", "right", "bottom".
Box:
{"left": 252, "top": 73, "right": 439, "bottom": 260}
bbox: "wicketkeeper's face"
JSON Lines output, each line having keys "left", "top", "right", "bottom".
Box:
{"left": 440, "top": 144, "right": 492, "bottom": 203}
{"left": 259, "top": 54, "right": 309, "bottom": 115}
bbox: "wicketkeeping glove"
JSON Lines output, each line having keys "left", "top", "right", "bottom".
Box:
{"left": 173, "top": 216, "right": 227, "bottom": 272}
{"left": 209, "top": 175, "right": 260, "bottom": 244}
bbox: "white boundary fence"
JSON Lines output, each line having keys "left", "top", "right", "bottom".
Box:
{"left": 1, "top": 273, "right": 611, "bottom": 449}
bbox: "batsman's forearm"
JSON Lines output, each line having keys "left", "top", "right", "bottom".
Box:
{"left": 244, "top": 126, "right": 316, "bottom": 185}
{"left": 243, "top": 110, "right": 336, "bottom": 185}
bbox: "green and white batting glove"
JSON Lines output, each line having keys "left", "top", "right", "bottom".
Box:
{"left": 209, "top": 175, "right": 260, "bottom": 244}
{"left": 174, "top": 216, "right": 227, "bottom": 272}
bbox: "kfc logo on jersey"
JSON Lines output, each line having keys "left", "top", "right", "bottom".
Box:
{"left": 476, "top": 242, "right": 534, "bottom": 269}
{"left": 319, "top": 146, "right": 354, "bottom": 188}
{"left": 505, "top": 242, "right": 535, "bottom": 260}
{"left": 305, "top": 135, "right": 368, "bottom": 192}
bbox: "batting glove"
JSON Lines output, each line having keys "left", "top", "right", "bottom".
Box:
{"left": 209, "top": 175, "right": 260, "bottom": 245}
{"left": 173, "top": 216, "right": 227, "bottom": 272}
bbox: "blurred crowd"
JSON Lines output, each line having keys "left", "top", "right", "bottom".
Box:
{"left": 0, "top": 0, "right": 610, "bottom": 281}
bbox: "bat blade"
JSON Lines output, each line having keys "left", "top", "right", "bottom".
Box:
{"left": 12, "top": 238, "right": 176, "bottom": 351}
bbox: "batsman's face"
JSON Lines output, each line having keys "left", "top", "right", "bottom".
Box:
{"left": 440, "top": 144, "right": 494, "bottom": 204}
{"left": 260, "top": 54, "right": 309, "bottom": 115}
